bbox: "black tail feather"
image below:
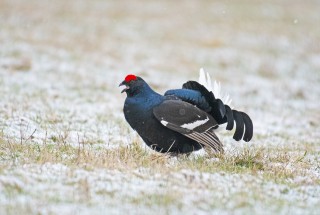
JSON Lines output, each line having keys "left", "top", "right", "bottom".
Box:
{"left": 232, "top": 110, "right": 244, "bottom": 141}
{"left": 216, "top": 99, "right": 226, "bottom": 118}
{"left": 182, "top": 80, "right": 253, "bottom": 142}
{"left": 183, "top": 81, "right": 226, "bottom": 123}
{"left": 241, "top": 112, "right": 253, "bottom": 142}
{"left": 183, "top": 81, "right": 215, "bottom": 99}
{"left": 224, "top": 105, "right": 234, "bottom": 130}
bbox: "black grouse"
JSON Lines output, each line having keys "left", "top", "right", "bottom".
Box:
{"left": 119, "top": 72, "right": 253, "bottom": 154}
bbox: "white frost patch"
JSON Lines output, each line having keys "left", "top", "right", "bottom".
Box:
{"left": 1, "top": 163, "right": 319, "bottom": 215}
{"left": 180, "top": 117, "right": 209, "bottom": 130}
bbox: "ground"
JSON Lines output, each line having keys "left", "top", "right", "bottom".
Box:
{"left": 0, "top": 0, "right": 319, "bottom": 214}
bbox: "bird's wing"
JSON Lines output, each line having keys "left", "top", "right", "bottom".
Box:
{"left": 165, "top": 82, "right": 227, "bottom": 124}
{"left": 165, "top": 81, "right": 253, "bottom": 142}
{"left": 153, "top": 100, "right": 223, "bottom": 153}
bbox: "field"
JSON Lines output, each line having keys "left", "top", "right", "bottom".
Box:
{"left": 0, "top": 0, "right": 319, "bottom": 214}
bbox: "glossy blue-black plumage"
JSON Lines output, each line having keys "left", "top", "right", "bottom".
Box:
{"left": 165, "top": 89, "right": 211, "bottom": 112}
{"left": 122, "top": 78, "right": 203, "bottom": 153}
{"left": 121, "top": 75, "right": 253, "bottom": 154}
{"left": 165, "top": 88, "right": 226, "bottom": 124}
{"left": 165, "top": 82, "right": 253, "bottom": 142}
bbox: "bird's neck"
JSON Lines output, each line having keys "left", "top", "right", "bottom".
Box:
{"left": 127, "top": 84, "right": 160, "bottom": 98}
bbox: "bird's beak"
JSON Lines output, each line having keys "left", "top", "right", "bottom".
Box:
{"left": 119, "top": 81, "right": 129, "bottom": 93}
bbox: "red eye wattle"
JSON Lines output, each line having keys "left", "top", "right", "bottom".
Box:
{"left": 125, "top": 74, "right": 137, "bottom": 83}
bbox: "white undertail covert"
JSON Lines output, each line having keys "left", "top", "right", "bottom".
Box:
{"left": 198, "top": 68, "right": 232, "bottom": 107}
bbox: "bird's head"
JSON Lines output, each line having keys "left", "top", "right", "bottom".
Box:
{"left": 119, "top": 74, "right": 150, "bottom": 97}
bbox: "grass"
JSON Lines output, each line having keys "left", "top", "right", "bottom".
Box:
{"left": 1, "top": 135, "right": 317, "bottom": 187}
{"left": 130, "top": 192, "right": 182, "bottom": 208}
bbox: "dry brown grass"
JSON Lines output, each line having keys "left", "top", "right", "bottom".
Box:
{"left": 1, "top": 135, "right": 318, "bottom": 187}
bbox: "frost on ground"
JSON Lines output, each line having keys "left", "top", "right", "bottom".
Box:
{"left": 0, "top": 0, "right": 320, "bottom": 214}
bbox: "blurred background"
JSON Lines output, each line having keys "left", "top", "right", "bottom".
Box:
{"left": 2, "top": 0, "right": 319, "bottom": 78}
{"left": 1, "top": 0, "right": 319, "bottom": 144}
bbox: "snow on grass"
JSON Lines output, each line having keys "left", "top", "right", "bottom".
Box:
{"left": 0, "top": 163, "right": 319, "bottom": 215}
{"left": 0, "top": 0, "right": 320, "bottom": 214}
